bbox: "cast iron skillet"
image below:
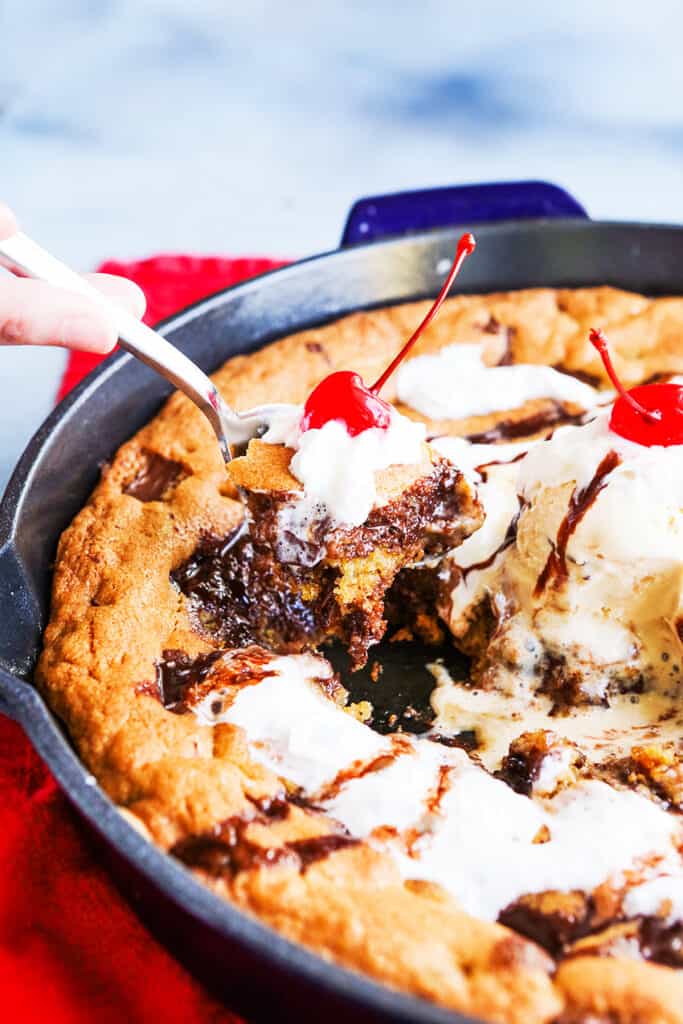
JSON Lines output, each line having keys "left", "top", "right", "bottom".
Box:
{"left": 2, "top": 181, "right": 683, "bottom": 1023}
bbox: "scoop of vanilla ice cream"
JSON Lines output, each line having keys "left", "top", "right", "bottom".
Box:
{"left": 441, "top": 413, "right": 683, "bottom": 703}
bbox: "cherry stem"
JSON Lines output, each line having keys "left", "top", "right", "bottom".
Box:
{"left": 589, "top": 328, "right": 662, "bottom": 424}
{"left": 370, "top": 232, "right": 476, "bottom": 395}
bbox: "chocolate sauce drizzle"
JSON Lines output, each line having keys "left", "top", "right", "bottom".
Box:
{"left": 464, "top": 401, "right": 589, "bottom": 445}
{"left": 461, "top": 496, "right": 526, "bottom": 580}
{"left": 552, "top": 365, "right": 603, "bottom": 389}
{"left": 402, "top": 763, "right": 455, "bottom": 858}
{"left": 475, "top": 451, "right": 527, "bottom": 483}
{"left": 534, "top": 450, "right": 621, "bottom": 597}
{"left": 313, "top": 734, "right": 414, "bottom": 802}
{"left": 424, "top": 763, "right": 454, "bottom": 816}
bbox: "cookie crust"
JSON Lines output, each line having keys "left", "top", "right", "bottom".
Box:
{"left": 37, "top": 286, "right": 683, "bottom": 1023}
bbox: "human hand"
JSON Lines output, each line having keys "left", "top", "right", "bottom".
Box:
{"left": 0, "top": 201, "right": 145, "bottom": 353}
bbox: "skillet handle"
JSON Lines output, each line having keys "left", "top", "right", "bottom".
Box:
{"left": 340, "top": 180, "right": 588, "bottom": 247}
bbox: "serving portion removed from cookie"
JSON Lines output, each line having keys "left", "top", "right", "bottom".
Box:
{"left": 37, "top": 279, "right": 683, "bottom": 1024}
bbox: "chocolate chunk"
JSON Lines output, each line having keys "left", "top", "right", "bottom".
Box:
{"left": 429, "top": 730, "right": 479, "bottom": 752}
{"left": 496, "top": 731, "right": 584, "bottom": 796}
{"left": 154, "top": 648, "right": 223, "bottom": 712}
{"left": 288, "top": 834, "right": 358, "bottom": 871}
{"left": 124, "top": 450, "right": 186, "bottom": 502}
{"left": 172, "top": 816, "right": 294, "bottom": 875}
{"left": 172, "top": 807, "right": 358, "bottom": 879}
{"left": 499, "top": 890, "right": 593, "bottom": 957}
{"left": 150, "top": 644, "right": 276, "bottom": 714}
{"left": 639, "top": 915, "right": 683, "bottom": 967}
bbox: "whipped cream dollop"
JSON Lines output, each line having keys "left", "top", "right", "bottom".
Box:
{"left": 261, "top": 404, "right": 426, "bottom": 529}
{"left": 440, "top": 411, "right": 683, "bottom": 702}
{"left": 396, "top": 342, "right": 600, "bottom": 420}
{"left": 192, "top": 653, "right": 683, "bottom": 922}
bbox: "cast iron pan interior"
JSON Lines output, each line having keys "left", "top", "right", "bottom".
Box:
{"left": 2, "top": 218, "right": 683, "bottom": 1021}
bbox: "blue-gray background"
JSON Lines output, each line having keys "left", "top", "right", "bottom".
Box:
{"left": 1, "top": 0, "right": 682, "bottom": 493}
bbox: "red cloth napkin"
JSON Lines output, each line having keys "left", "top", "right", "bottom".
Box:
{"left": 1, "top": 253, "right": 287, "bottom": 1022}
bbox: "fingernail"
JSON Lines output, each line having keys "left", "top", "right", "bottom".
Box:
{"left": 58, "top": 315, "right": 116, "bottom": 353}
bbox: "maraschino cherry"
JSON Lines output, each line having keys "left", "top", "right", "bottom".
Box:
{"left": 589, "top": 328, "right": 683, "bottom": 447}
{"left": 300, "top": 232, "right": 477, "bottom": 436}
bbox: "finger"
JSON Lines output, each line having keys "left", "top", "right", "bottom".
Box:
{"left": 0, "top": 277, "right": 120, "bottom": 353}
{"left": 84, "top": 273, "right": 147, "bottom": 320}
{"left": 0, "top": 202, "right": 18, "bottom": 240}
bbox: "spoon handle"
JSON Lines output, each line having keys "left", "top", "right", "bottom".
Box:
{"left": 0, "top": 231, "right": 236, "bottom": 461}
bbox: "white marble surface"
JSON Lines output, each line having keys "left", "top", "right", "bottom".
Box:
{"left": 1, "top": 0, "right": 683, "bottom": 495}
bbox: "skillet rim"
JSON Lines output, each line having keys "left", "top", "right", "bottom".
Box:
{"left": 2, "top": 215, "right": 683, "bottom": 1022}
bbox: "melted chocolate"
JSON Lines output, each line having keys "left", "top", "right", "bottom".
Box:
{"left": 496, "top": 749, "right": 544, "bottom": 797}
{"left": 171, "top": 528, "right": 333, "bottom": 654}
{"left": 124, "top": 450, "right": 185, "bottom": 502}
{"left": 498, "top": 892, "right": 593, "bottom": 958}
{"left": 495, "top": 732, "right": 572, "bottom": 796}
{"left": 594, "top": 747, "right": 683, "bottom": 813}
{"left": 501, "top": 893, "right": 683, "bottom": 967}
{"left": 464, "top": 402, "right": 588, "bottom": 445}
{"left": 172, "top": 816, "right": 293, "bottom": 875}
{"left": 639, "top": 915, "right": 683, "bottom": 968}
{"left": 643, "top": 370, "right": 680, "bottom": 385}
{"left": 172, "top": 809, "right": 358, "bottom": 879}
{"left": 288, "top": 833, "right": 359, "bottom": 870}
{"left": 429, "top": 730, "right": 479, "bottom": 752}
{"left": 535, "top": 450, "right": 621, "bottom": 597}
{"left": 149, "top": 645, "right": 275, "bottom": 714}
{"left": 154, "top": 648, "right": 223, "bottom": 712}
{"left": 304, "top": 339, "right": 331, "bottom": 365}
{"left": 246, "top": 458, "right": 478, "bottom": 564}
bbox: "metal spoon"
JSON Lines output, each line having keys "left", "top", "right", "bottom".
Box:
{"left": 0, "top": 231, "right": 291, "bottom": 462}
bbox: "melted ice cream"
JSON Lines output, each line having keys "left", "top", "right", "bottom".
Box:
{"left": 396, "top": 342, "right": 600, "bottom": 420}
{"left": 193, "top": 654, "right": 683, "bottom": 922}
